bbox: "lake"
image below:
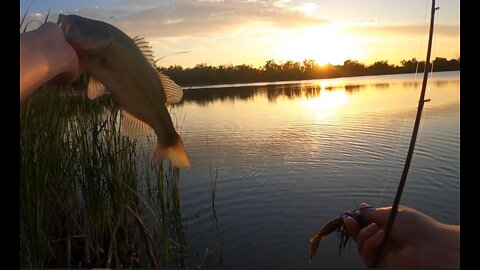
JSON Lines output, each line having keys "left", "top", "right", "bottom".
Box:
{"left": 142, "top": 71, "right": 460, "bottom": 269}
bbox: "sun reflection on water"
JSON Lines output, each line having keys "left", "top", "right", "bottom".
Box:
{"left": 300, "top": 88, "right": 350, "bottom": 120}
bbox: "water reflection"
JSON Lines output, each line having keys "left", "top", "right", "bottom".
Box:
{"left": 300, "top": 90, "right": 350, "bottom": 120}
{"left": 181, "top": 83, "right": 365, "bottom": 106}
{"left": 344, "top": 84, "right": 364, "bottom": 92}
{"left": 179, "top": 72, "right": 459, "bottom": 107}
{"left": 374, "top": 83, "right": 390, "bottom": 89}
{"left": 172, "top": 71, "right": 459, "bottom": 269}
{"left": 401, "top": 78, "right": 460, "bottom": 89}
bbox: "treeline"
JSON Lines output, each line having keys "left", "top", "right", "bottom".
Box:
{"left": 157, "top": 57, "right": 459, "bottom": 87}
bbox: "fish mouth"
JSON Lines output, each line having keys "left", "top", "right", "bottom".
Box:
{"left": 56, "top": 14, "right": 78, "bottom": 52}
{"left": 57, "top": 14, "right": 67, "bottom": 30}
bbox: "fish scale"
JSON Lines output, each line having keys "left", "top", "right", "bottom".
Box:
{"left": 58, "top": 14, "right": 190, "bottom": 168}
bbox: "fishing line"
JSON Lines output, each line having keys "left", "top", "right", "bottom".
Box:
{"left": 375, "top": 0, "right": 432, "bottom": 207}
{"left": 20, "top": 0, "right": 34, "bottom": 29}
{"left": 372, "top": 0, "right": 438, "bottom": 266}
{"left": 412, "top": 3, "right": 440, "bottom": 175}
{"left": 412, "top": 0, "right": 440, "bottom": 174}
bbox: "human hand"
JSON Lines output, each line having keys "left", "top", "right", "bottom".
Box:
{"left": 20, "top": 22, "right": 80, "bottom": 100}
{"left": 344, "top": 203, "right": 459, "bottom": 269}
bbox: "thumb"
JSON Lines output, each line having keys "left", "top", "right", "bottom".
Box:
{"left": 358, "top": 204, "right": 392, "bottom": 228}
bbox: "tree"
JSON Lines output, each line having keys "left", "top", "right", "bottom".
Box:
{"left": 343, "top": 60, "right": 366, "bottom": 76}
{"left": 400, "top": 58, "right": 419, "bottom": 73}
{"left": 302, "top": 59, "right": 319, "bottom": 79}
{"left": 368, "top": 60, "right": 395, "bottom": 75}
{"left": 433, "top": 57, "right": 460, "bottom": 71}
{"left": 157, "top": 56, "right": 459, "bottom": 86}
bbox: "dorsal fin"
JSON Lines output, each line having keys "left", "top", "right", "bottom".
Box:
{"left": 158, "top": 73, "right": 183, "bottom": 104}
{"left": 132, "top": 35, "right": 156, "bottom": 67}
{"left": 132, "top": 35, "right": 184, "bottom": 104}
{"left": 120, "top": 110, "right": 153, "bottom": 137}
{"left": 87, "top": 76, "right": 107, "bottom": 100}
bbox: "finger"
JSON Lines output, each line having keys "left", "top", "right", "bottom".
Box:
{"left": 357, "top": 223, "right": 379, "bottom": 252}
{"left": 37, "top": 22, "right": 62, "bottom": 34}
{"left": 62, "top": 51, "right": 80, "bottom": 83}
{"left": 360, "top": 229, "right": 385, "bottom": 267}
{"left": 47, "top": 70, "right": 78, "bottom": 86}
{"left": 359, "top": 206, "right": 391, "bottom": 228}
{"left": 46, "top": 49, "right": 80, "bottom": 86}
{"left": 360, "top": 203, "right": 370, "bottom": 208}
{"left": 49, "top": 38, "right": 80, "bottom": 85}
{"left": 344, "top": 216, "right": 360, "bottom": 242}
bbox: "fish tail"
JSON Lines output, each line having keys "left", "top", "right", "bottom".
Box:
{"left": 154, "top": 137, "right": 191, "bottom": 169}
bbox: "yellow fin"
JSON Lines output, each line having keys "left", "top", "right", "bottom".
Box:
{"left": 158, "top": 73, "right": 183, "bottom": 104}
{"left": 132, "top": 35, "right": 156, "bottom": 67}
{"left": 120, "top": 110, "right": 153, "bottom": 137}
{"left": 154, "top": 143, "right": 168, "bottom": 164}
{"left": 309, "top": 233, "right": 324, "bottom": 263}
{"left": 155, "top": 137, "right": 190, "bottom": 169}
{"left": 87, "top": 76, "right": 107, "bottom": 100}
{"left": 131, "top": 35, "right": 183, "bottom": 104}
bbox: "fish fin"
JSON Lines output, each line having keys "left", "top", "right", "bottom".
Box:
{"left": 154, "top": 143, "right": 169, "bottom": 164}
{"left": 309, "top": 233, "right": 323, "bottom": 263}
{"left": 158, "top": 73, "right": 183, "bottom": 104}
{"left": 310, "top": 233, "right": 321, "bottom": 242}
{"left": 132, "top": 35, "right": 156, "bottom": 67}
{"left": 155, "top": 137, "right": 191, "bottom": 169}
{"left": 131, "top": 35, "right": 183, "bottom": 104}
{"left": 120, "top": 110, "right": 153, "bottom": 137}
{"left": 87, "top": 76, "right": 107, "bottom": 100}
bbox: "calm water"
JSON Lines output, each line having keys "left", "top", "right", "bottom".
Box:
{"left": 145, "top": 71, "right": 460, "bottom": 269}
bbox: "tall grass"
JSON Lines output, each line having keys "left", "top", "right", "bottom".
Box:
{"left": 20, "top": 86, "right": 188, "bottom": 268}
{"left": 206, "top": 137, "right": 221, "bottom": 209}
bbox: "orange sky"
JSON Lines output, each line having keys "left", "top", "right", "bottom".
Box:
{"left": 21, "top": 0, "right": 460, "bottom": 68}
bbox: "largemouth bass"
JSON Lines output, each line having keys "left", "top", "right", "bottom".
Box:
{"left": 57, "top": 14, "right": 190, "bottom": 168}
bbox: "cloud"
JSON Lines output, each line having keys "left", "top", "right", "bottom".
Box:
{"left": 348, "top": 22, "right": 459, "bottom": 38}
{"left": 109, "top": 0, "right": 326, "bottom": 38}
{"left": 20, "top": 0, "right": 324, "bottom": 35}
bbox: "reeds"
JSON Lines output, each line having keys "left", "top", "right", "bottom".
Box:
{"left": 206, "top": 137, "right": 220, "bottom": 209}
{"left": 20, "top": 87, "right": 188, "bottom": 268}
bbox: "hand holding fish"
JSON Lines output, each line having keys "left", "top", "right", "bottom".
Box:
{"left": 344, "top": 203, "right": 460, "bottom": 269}
{"left": 20, "top": 22, "right": 80, "bottom": 101}
{"left": 57, "top": 14, "right": 190, "bottom": 168}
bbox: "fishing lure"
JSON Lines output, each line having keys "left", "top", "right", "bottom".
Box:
{"left": 309, "top": 208, "right": 369, "bottom": 263}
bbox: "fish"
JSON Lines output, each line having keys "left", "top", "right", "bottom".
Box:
{"left": 309, "top": 208, "right": 370, "bottom": 263}
{"left": 309, "top": 216, "right": 345, "bottom": 263}
{"left": 57, "top": 14, "right": 190, "bottom": 168}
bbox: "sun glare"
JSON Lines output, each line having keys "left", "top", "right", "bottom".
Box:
{"left": 274, "top": 25, "right": 363, "bottom": 66}
{"left": 301, "top": 88, "right": 350, "bottom": 120}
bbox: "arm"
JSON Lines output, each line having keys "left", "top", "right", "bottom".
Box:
{"left": 20, "top": 22, "right": 79, "bottom": 101}
{"left": 344, "top": 204, "right": 460, "bottom": 268}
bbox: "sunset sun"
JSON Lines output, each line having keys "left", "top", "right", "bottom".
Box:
{"left": 20, "top": 0, "right": 459, "bottom": 268}
{"left": 274, "top": 25, "right": 363, "bottom": 66}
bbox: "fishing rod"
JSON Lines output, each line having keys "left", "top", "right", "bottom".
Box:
{"left": 371, "top": 0, "right": 438, "bottom": 267}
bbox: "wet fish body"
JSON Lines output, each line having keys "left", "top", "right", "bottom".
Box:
{"left": 309, "top": 216, "right": 344, "bottom": 263}
{"left": 57, "top": 14, "right": 190, "bottom": 168}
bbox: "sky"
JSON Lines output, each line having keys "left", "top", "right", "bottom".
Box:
{"left": 20, "top": 0, "right": 460, "bottom": 68}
